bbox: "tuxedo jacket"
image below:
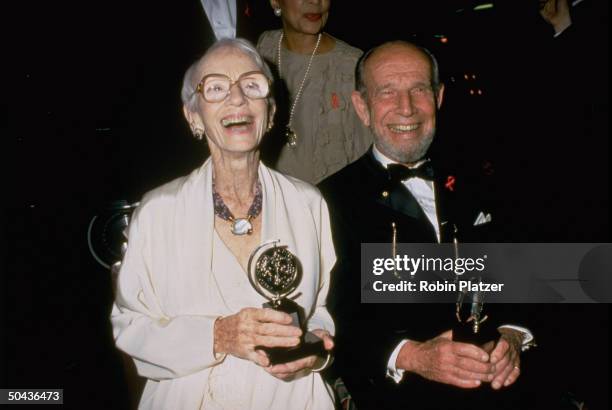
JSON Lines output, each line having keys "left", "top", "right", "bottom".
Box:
{"left": 318, "top": 148, "right": 529, "bottom": 409}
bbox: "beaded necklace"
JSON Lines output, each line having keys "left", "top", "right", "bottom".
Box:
{"left": 213, "top": 180, "right": 262, "bottom": 235}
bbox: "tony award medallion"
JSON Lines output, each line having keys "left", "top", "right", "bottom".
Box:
{"left": 248, "top": 241, "right": 325, "bottom": 364}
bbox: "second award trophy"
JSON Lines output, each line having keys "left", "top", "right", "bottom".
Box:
{"left": 453, "top": 278, "right": 496, "bottom": 345}
{"left": 248, "top": 240, "right": 326, "bottom": 365}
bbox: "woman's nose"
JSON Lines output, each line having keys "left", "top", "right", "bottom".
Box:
{"left": 227, "top": 82, "right": 247, "bottom": 106}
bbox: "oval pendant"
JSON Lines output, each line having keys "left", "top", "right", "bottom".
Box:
{"left": 285, "top": 127, "right": 298, "bottom": 147}
{"left": 231, "top": 218, "right": 253, "bottom": 235}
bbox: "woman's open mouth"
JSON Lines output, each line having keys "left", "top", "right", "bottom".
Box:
{"left": 221, "top": 115, "right": 253, "bottom": 129}
{"left": 304, "top": 13, "right": 322, "bottom": 22}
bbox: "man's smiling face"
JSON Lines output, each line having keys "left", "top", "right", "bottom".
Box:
{"left": 353, "top": 43, "right": 444, "bottom": 164}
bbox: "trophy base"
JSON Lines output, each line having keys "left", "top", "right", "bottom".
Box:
{"left": 452, "top": 322, "right": 497, "bottom": 347}
{"left": 261, "top": 299, "right": 327, "bottom": 365}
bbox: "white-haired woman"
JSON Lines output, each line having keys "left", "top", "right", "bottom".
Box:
{"left": 111, "top": 38, "right": 336, "bottom": 410}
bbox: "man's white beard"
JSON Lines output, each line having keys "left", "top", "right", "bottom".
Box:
{"left": 374, "top": 128, "right": 435, "bottom": 165}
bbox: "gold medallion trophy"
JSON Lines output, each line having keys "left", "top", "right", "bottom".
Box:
{"left": 248, "top": 241, "right": 326, "bottom": 364}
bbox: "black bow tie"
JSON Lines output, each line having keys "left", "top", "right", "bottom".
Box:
{"left": 387, "top": 162, "right": 434, "bottom": 182}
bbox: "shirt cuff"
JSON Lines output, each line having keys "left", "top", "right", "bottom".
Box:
{"left": 386, "top": 339, "right": 409, "bottom": 383}
{"left": 553, "top": 21, "right": 572, "bottom": 37}
{"left": 498, "top": 324, "right": 535, "bottom": 351}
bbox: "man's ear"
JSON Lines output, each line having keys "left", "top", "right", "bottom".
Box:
{"left": 435, "top": 83, "right": 445, "bottom": 109}
{"left": 351, "top": 91, "right": 371, "bottom": 127}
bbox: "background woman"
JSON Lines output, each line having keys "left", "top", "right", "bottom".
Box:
{"left": 257, "top": 0, "right": 372, "bottom": 184}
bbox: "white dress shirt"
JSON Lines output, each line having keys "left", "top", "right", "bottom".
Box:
{"left": 200, "top": 0, "right": 237, "bottom": 40}
{"left": 371, "top": 145, "right": 534, "bottom": 383}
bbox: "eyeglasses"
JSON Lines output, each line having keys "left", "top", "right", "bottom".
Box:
{"left": 195, "top": 71, "right": 271, "bottom": 103}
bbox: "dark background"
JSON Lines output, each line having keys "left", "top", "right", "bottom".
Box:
{"left": 4, "top": 1, "right": 610, "bottom": 408}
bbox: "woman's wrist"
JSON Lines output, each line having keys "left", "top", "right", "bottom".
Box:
{"left": 213, "top": 316, "right": 225, "bottom": 357}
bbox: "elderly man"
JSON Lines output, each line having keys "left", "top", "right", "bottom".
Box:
{"left": 319, "top": 41, "right": 534, "bottom": 409}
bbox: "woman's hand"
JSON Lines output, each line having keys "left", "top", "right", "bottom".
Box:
{"left": 264, "top": 329, "right": 334, "bottom": 381}
{"left": 214, "top": 308, "right": 302, "bottom": 367}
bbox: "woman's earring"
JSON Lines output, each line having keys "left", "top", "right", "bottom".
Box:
{"left": 274, "top": 8, "right": 282, "bottom": 17}
{"left": 193, "top": 128, "right": 205, "bottom": 140}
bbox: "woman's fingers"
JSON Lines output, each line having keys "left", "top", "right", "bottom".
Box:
{"left": 265, "top": 355, "right": 317, "bottom": 380}
{"left": 311, "top": 329, "right": 334, "bottom": 350}
{"left": 252, "top": 308, "right": 294, "bottom": 325}
{"left": 250, "top": 349, "right": 270, "bottom": 367}
{"left": 255, "top": 335, "right": 301, "bottom": 348}
{"left": 257, "top": 322, "right": 302, "bottom": 337}
{"left": 220, "top": 308, "right": 307, "bottom": 365}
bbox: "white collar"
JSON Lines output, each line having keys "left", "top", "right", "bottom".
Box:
{"left": 371, "top": 144, "right": 429, "bottom": 170}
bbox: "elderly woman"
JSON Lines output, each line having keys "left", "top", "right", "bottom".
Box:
{"left": 257, "top": 0, "right": 372, "bottom": 184}
{"left": 111, "top": 38, "right": 336, "bottom": 410}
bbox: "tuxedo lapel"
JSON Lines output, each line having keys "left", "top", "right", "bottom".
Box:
{"left": 433, "top": 168, "right": 487, "bottom": 243}
{"left": 362, "top": 151, "right": 436, "bottom": 234}
{"left": 434, "top": 176, "right": 456, "bottom": 243}
{"left": 381, "top": 183, "right": 426, "bottom": 221}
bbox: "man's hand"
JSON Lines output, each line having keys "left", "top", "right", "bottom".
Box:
{"left": 489, "top": 328, "right": 523, "bottom": 389}
{"left": 213, "top": 308, "right": 302, "bottom": 367}
{"left": 539, "top": 0, "right": 572, "bottom": 34}
{"left": 264, "top": 329, "right": 334, "bottom": 381}
{"left": 396, "top": 330, "right": 495, "bottom": 388}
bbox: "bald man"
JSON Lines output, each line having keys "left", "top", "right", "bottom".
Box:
{"left": 319, "top": 41, "right": 534, "bottom": 410}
